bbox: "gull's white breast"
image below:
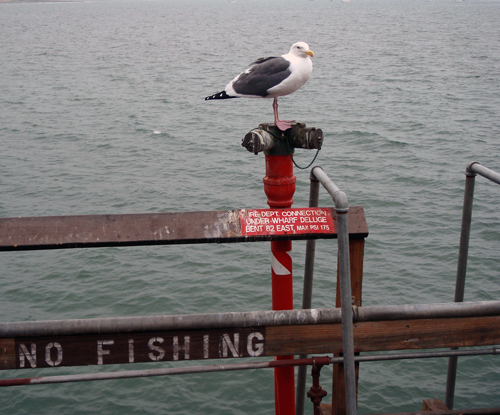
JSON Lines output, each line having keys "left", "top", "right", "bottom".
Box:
{"left": 266, "top": 53, "right": 313, "bottom": 98}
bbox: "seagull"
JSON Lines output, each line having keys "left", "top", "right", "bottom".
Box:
{"left": 205, "top": 42, "right": 314, "bottom": 131}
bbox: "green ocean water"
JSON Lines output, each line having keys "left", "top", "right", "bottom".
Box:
{"left": 0, "top": 0, "right": 499, "bottom": 413}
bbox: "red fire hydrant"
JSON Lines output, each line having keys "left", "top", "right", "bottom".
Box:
{"left": 263, "top": 142, "right": 296, "bottom": 415}
{"left": 242, "top": 122, "right": 323, "bottom": 415}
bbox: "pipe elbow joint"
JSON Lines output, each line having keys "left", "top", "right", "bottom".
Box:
{"left": 333, "top": 190, "right": 349, "bottom": 213}
{"left": 465, "top": 161, "right": 479, "bottom": 177}
{"left": 310, "top": 166, "right": 349, "bottom": 212}
{"left": 309, "top": 166, "right": 321, "bottom": 182}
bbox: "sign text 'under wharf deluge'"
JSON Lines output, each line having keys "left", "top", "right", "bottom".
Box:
{"left": 240, "top": 207, "right": 335, "bottom": 236}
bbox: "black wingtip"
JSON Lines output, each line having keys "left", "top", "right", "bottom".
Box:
{"left": 205, "top": 91, "right": 235, "bottom": 100}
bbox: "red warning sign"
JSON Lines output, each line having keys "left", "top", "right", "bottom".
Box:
{"left": 240, "top": 208, "right": 335, "bottom": 236}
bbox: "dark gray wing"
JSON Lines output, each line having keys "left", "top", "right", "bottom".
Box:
{"left": 231, "top": 56, "right": 291, "bottom": 97}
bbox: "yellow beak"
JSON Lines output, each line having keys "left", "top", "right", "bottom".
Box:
{"left": 306, "top": 50, "right": 315, "bottom": 57}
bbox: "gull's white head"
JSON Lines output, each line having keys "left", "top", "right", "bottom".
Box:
{"left": 289, "top": 42, "right": 314, "bottom": 58}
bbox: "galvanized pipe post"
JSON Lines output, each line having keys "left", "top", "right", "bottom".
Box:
{"left": 333, "top": 197, "right": 357, "bottom": 415}
{"left": 311, "top": 167, "right": 357, "bottom": 415}
{"left": 446, "top": 163, "right": 477, "bottom": 409}
{"left": 262, "top": 125, "right": 297, "bottom": 415}
{"left": 445, "top": 162, "right": 500, "bottom": 409}
{"left": 296, "top": 171, "right": 321, "bottom": 415}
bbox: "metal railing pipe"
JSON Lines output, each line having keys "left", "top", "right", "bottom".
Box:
{"left": 296, "top": 170, "right": 321, "bottom": 415}
{"left": 0, "top": 308, "right": 343, "bottom": 338}
{"left": 336, "top": 202, "right": 357, "bottom": 415}
{"left": 2, "top": 301, "right": 500, "bottom": 339}
{"left": 454, "top": 164, "right": 477, "bottom": 304}
{"left": 302, "top": 170, "right": 321, "bottom": 310}
{"left": 446, "top": 162, "right": 500, "bottom": 409}
{"left": 311, "top": 167, "right": 349, "bottom": 213}
{"left": 311, "top": 166, "right": 356, "bottom": 415}
{"left": 357, "top": 347, "right": 499, "bottom": 363}
{"left": 355, "top": 300, "right": 500, "bottom": 322}
{"left": 0, "top": 357, "right": 320, "bottom": 387}
{"left": 2, "top": 347, "right": 496, "bottom": 388}
{"left": 445, "top": 165, "right": 476, "bottom": 409}
{"left": 470, "top": 161, "right": 500, "bottom": 185}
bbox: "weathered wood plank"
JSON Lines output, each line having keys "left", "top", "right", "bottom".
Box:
{"left": 0, "top": 207, "right": 368, "bottom": 251}
{"left": 423, "top": 399, "right": 449, "bottom": 411}
{"left": 1, "top": 316, "right": 499, "bottom": 370}
{"left": 352, "top": 316, "right": 500, "bottom": 352}
{"left": 0, "top": 339, "right": 15, "bottom": 367}
{"left": 265, "top": 316, "right": 500, "bottom": 355}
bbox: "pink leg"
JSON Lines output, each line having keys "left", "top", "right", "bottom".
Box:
{"left": 272, "top": 98, "right": 294, "bottom": 131}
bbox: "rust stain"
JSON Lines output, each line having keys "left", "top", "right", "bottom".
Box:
{"left": 203, "top": 210, "right": 241, "bottom": 239}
